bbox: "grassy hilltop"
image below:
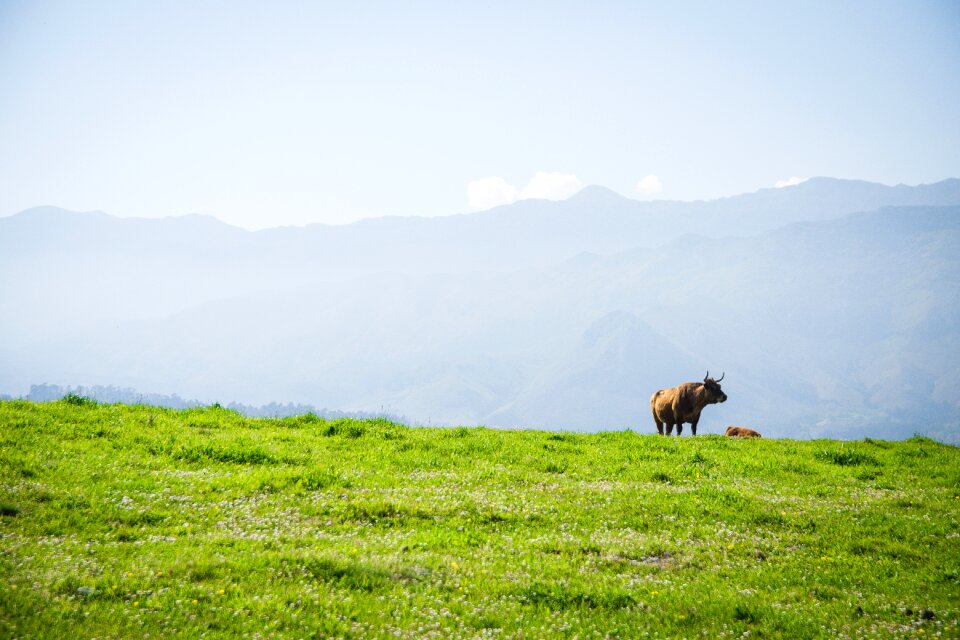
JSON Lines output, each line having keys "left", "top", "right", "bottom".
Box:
{"left": 1, "top": 399, "right": 958, "bottom": 639}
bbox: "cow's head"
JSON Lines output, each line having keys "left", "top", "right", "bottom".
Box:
{"left": 703, "top": 372, "right": 727, "bottom": 403}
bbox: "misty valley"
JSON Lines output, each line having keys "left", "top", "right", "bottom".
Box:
{"left": 2, "top": 178, "right": 958, "bottom": 442}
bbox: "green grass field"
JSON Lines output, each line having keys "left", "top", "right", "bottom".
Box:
{"left": 1, "top": 398, "right": 958, "bottom": 639}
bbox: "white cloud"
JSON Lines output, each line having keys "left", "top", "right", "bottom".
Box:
{"left": 467, "top": 176, "right": 519, "bottom": 210}
{"left": 518, "top": 171, "right": 583, "bottom": 201}
{"left": 635, "top": 174, "right": 663, "bottom": 197}
{"left": 467, "top": 172, "right": 583, "bottom": 211}
{"left": 775, "top": 176, "right": 807, "bottom": 188}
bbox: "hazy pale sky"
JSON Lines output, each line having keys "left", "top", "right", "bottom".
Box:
{"left": 1, "top": 1, "right": 958, "bottom": 228}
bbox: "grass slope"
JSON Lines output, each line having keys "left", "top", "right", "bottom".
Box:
{"left": 1, "top": 399, "right": 958, "bottom": 639}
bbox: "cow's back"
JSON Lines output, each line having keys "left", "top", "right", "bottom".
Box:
{"left": 726, "top": 426, "right": 761, "bottom": 438}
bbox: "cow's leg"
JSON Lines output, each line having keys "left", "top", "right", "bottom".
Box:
{"left": 691, "top": 418, "right": 699, "bottom": 436}
{"left": 665, "top": 423, "right": 673, "bottom": 435}
{"left": 654, "top": 420, "right": 664, "bottom": 435}
{"left": 675, "top": 423, "right": 683, "bottom": 436}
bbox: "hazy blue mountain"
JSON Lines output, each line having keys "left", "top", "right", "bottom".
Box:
{"left": 2, "top": 181, "right": 959, "bottom": 441}
{"left": 4, "top": 178, "right": 960, "bottom": 350}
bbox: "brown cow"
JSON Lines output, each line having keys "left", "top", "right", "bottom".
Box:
{"left": 650, "top": 372, "right": 727, "bottom": 436}
{"left": 725, "top": 426, "right": 762, "bottom": 438}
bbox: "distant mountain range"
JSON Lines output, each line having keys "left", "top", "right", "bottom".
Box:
{"left": 2, "top": 178, "right": 959, "bottom": 441}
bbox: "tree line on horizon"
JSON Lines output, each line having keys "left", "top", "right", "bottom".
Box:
{"left": 3, "top": 383, "right": 406, "bottom": 423}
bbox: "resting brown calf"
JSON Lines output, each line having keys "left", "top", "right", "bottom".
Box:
{"left": 725, "top": 426, "right": 761, "bottom": 438}
{"left": 650, "top": 372, "right": 727, "bottom": 436}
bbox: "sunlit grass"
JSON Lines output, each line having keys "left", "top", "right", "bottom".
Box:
{"left": 1, "top": 399, "right": 958, "bottom": 638}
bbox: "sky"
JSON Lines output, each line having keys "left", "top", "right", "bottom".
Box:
{"left": 1, "top": 1, "right": 958, "bottom": 229}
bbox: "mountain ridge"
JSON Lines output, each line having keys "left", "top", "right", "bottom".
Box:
{"left": 6, "top": 177, "right": 960, "bottom": 232}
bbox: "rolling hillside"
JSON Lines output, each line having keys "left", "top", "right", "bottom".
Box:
{"left": 1, "top": 400, "right": 958, "bottom": 638}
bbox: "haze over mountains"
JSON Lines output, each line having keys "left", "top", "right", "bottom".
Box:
{"left": 2, "top": 178, "right": 959, "bottom": 442}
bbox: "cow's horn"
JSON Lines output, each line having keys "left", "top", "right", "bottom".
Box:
{"left": 704, "top": 371, "right": 710, "bottom": 381}
{"left": 716, "top": 372, "right": 725, "bottom": 382}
